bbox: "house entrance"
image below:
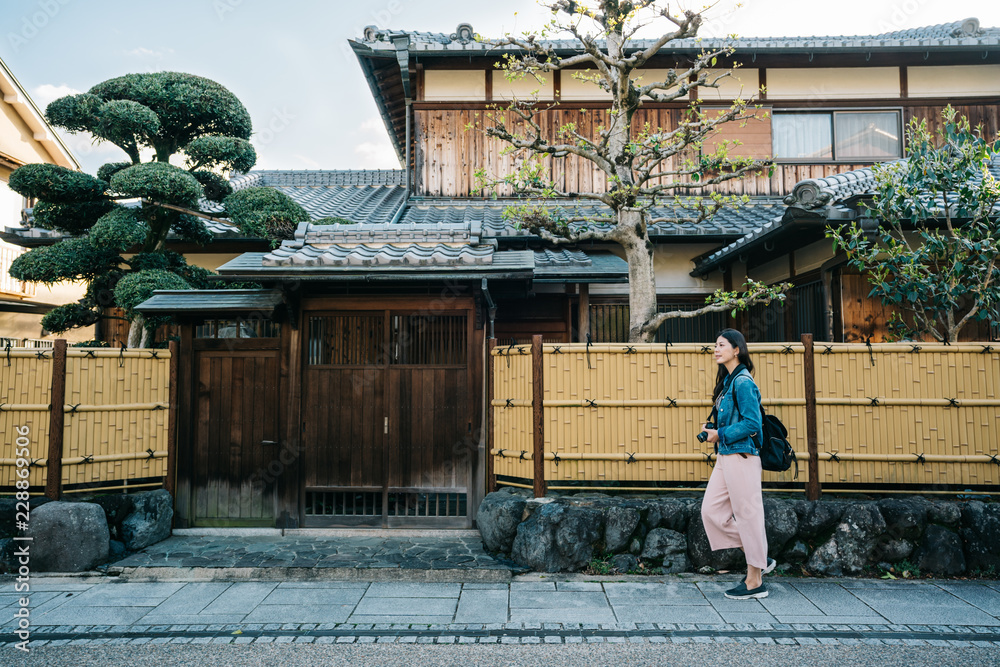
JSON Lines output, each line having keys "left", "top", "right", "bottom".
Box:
{"left": 300, "top": 303, "right": 475, "bottom": 528}
{"left": 190, "top": 325, "right": 281, "bottom": 526}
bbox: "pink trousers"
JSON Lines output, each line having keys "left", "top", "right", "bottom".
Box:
{"left": 701, "top": 453, "right": 768, "bottom": 569}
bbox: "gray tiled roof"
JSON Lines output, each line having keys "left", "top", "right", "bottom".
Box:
{"left": 215, "top": 249, "right": 535, "bottom": 278}
{"left": 532, "top": 249, "right": 628, "bottom": 282}
{"left": 136, "top": 289, "right": 284, "bottom": 314}
{"left": 695, "top": 154, "right": 1000, "bottom": 274}
{"left": 263, "top": 242, "right": 494, "bottom": 268}
{"left": 401, "top": 198, "right": 785, "bottom": 238}
{"left": 359, "top": 18, "right": 1000, "bottom": 53}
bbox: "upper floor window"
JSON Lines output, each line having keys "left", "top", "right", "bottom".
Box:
{"left": 772, "top": 110, "right": 902, "bottom": 162}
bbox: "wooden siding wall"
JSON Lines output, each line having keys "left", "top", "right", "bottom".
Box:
{"left": 0, "top": 348, "right": 170, "bottom": 492}
{"left": 415, "top": 103, "right": 1000, "bottom": 198}
{"left": 490, "top": 343, "right": 999, "bottom": 492}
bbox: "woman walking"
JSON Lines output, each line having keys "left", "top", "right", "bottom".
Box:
{"left": 700, "top": 328, "right": 775, "bottom": 600}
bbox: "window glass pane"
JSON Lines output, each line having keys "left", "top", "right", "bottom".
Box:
{"left": 772, "top": 113, "right": 833, "bottom": 160}
{"left": 834, "top": 111, "right": 901, "bottom": 160}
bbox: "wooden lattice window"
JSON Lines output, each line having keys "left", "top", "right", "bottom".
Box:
{"left": 307, "top": 314, "right": 385, "bottom": 366}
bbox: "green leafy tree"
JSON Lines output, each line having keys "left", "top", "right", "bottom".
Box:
{"left": 828, "top": 106, "right": 1000, "bottom": 343}
{"left": 476, "top": 1, "right": 788, "bottom": 342}
{"left": 7, "top": 72, "right": 308, "bottom": 346}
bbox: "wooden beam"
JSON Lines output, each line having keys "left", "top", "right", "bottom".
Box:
{"left": 165, "top": 340, "right": 179, "bottom": 498}
{"left": 802, "top": 333, "right": 821, "bottom": 501}
{"left": 487, "top": 338, "right": 497, "bottom": 493}
{"left": 578, "top": 284, "right": 590, "bottom": 343}
{"left": 531, "top": 335, "right": 546, "bottom": 498}
{"left": 45, "top": 339, "right": 66, "bottom": 500}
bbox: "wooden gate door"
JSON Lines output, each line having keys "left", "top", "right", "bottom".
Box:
{"left": 301, "top": 306, "right": 474, "bottom": 528}
{"left": 192, "top": 341, "right": 280, "bottom": 526}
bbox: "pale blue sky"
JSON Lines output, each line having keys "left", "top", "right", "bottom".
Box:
{"left": 2, "top": 0, "right": 998, "bottom": 174}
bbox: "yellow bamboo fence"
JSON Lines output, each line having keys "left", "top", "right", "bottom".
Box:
{"left": 488, "top": 336, "right": 1000, "bottom": 498}
{"left": 0, "top": 340, "right": 178, "bottom": 497}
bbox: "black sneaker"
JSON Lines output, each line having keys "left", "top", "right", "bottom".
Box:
{"left": 725, "top": 582, "right": 768, "bottom": 600}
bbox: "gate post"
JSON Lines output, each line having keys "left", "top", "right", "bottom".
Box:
{"left": 45, "top": 339, "right": 67, "bottom": 500}
{"left": 802, "top": 334, "right": 821, "bottom": 501}
{"left": 165, "top": 339, "right": 179, "bottom": 497}
{"left": 531, "top": 335, "right": 546, "bottom": 498}
{"left": 487, "top": 338, "right": 496, "bottom": 494}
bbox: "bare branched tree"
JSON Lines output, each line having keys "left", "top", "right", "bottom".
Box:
{"left": 476, "top": 1, "right": 789, "bottom": 341}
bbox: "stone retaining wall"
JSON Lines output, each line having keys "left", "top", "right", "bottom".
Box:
{"left": 0, "top": 489, "right": 173, "bottom": 573}
{"left": 477, "top": 489, "right": 1000, "bottom": 576}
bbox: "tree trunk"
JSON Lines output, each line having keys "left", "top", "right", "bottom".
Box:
{"left": 127, "top": 316, "right": 144, "bottom": 348}
{"left": 620, "top": 208, "right": 658, "bottom": 342}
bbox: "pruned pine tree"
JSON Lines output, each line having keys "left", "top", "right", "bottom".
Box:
{"left": 828, "top": 106, "right": 1000, "bottom": 343}
{"left": 7, "top": 72, "right": 308, "bottom": 347}
{"left": 476, "top": 1, "right": 789, "bottom": 342}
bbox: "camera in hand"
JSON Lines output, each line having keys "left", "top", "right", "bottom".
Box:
{"left": 697, "top": 422, "right": 715, "bottom": 443}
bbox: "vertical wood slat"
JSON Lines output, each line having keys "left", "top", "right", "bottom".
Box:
{"left": 45, "top": 339, "right": 67, "bottom": 500}
{"left": 165, "top": 340, "right": 179, "bottom": 497}
{"left": 487, "top": 338, "right": 497, "bottom": 493}
{"left": 532, "top": 335, "right": 546, "bottom": 498}
{"left": 801, "top": 334, "right": 821, "bottom": 501}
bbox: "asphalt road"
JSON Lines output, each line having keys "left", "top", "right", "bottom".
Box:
{"left": 6, "top": 644, "right": 999, "bottom": 667}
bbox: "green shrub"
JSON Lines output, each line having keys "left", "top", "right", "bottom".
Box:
{"left": 89, "top": 208, "right": 148, "bottom": 251}
{"left": 8, "top": 163, "right": 108, "bottom": 203}
{"left": 114, "top": 269, "right": 190, "bottom": 316}
{"left": 32, "top": 199, "right": 115, "bottom": 234}
{"left": 110, "top": 162, "right": 202, "bottom": 207}
{"left": 224, "top": 187, "right": 308, "bottom": 239}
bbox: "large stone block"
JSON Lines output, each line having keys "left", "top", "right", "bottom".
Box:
{"left": 915, "top": 525, "right": 966, "bottom": 576}
{"left": 121, "top": 490, "right": 173, "bottom": 551}
{"left": 476, "top": 490, "right": 527, "bottom": 554}
{"left": 686, "top": 504, "right": 743, "bottom": 571}
{"left": 877, "top": 498, "right": 927, "bottom": 541}
{"left": 961, "top": 501, "right": 1000, "bottom": 572}
{"left": 26, "top": 501, "right": 109, "bottom": 572}
{"left": 806, "top": 503, "right": 886, "bottom": 576}
{"left": 511, "top": 502, "right": 603, "bottom": 572}
{"left": 603, "top": 505, "right": 640, "bottom": 554}
{"left": 640, "top": 528, "right": 689, "bottom": 573}
{"left": 763, "top": 499, "right": 798, "bottom": 556}
{"left": 794, "top": 500, "right": 844, "bottom": 539}
{"left": 92, "top": 494, "right": 135, "bottom": 541}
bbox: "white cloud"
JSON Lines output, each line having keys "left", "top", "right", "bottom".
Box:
{"left": 32, "top": 84, "right": 81, "bottom": 108}
{"left": 293, "top": 154, "right": 322, "bottom": 169}
{"left": 125, "top": 47, "right": 174, "bottom": 58}
{"left": 359, "top": 116, "right": 386, "bottom": 133}
{"left": 353, "top": 140, "right": 399, "bottom": 169}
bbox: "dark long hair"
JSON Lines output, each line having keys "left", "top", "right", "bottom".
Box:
{"left": 711, "top": 328, "right": 754, "bottom": 403}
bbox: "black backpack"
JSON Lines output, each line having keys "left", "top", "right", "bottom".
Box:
{"left": 731, "top": 379, "right": 798, "bottom": 477}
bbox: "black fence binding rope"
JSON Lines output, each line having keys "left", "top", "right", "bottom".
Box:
{"left": 497, "top": 449, "right": 506, "bottom": 458}
{"left": 81, "top": 454, "right": 93, "bottom": 464}
{"left": 782, "top": 345, "right": 794, "bottom": 355}
{"left": 665, "top": 397, "right": 678, "bottom": 408}
{"left": 910, "top": 345, "right": 922, "bottom": 354}
{"left": 584, "top": 398, "right": 598, "bottom": 408}
{"left": 146, "top": 448, "right": 156, "bottom": 460}
{"left": 586, "top": 332, "right": 593, "bottom": 369}
{"left": 702, "top": 452, "right": 714, "bottom": 468}
{"left": 119, "top": 342, "right": 127, "bottom": 368}
{"left": 519, "top": 451, "right": 527, "bottom": 460}
{"left": 990, "top": 455, "right": 1000, "bottom": 467}
{"left": 868, "top": 397, "right": 880, "bottom": 407}
{"left": 149, "top": 350, "right": 159, "bottom": 359}
{"left": 700, "top": 345, "right": 712, "bottom": 354}
{"left": 552, "top": 453, "right": 560, "bottom": 466}
{"left": 623, "top": 345, "right": 637, "bottom": 355}
{"left": 864, "top": 336, "right": 876, "bottom": 366}
{"left": 551, "top": 346, "right": 562, "bottom": 354}
{"left": 504, "top": 398, "right": 514, "bottom": 409}
{"left": 822, "top": 346, "right": 834, "bottom": 354}
{"left": 947, "top": 398, "right": 961, "bottom": 407}
{"left": 915, "top": 453, "right": 926, "bottom": 465}
{"left": 981, "top": 345, "right": 994, "bottom": 354}
{"left": 34, "top": 350, "right": 47, "bottom": 359}
{"left": 664, "top": 337, "right": 672, "bottom": 367}
{"left": 67, "top": 404, "right": 81, "bottom": 413}
{"left": 625, "top": 452, "right": 637, "bottom": 464}
{"left": 5, "top": 341, "right": 11, "bottom": 366}
{"left": 829, "top": 451, "right": 841, "bottom": 463}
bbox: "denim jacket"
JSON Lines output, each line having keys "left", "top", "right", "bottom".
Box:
{"left": 714, "top": 364, "right": 762, "bottom": 456}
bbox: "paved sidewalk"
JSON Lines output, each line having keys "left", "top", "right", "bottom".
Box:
{"left": 2, "top": 575, "right": 999, "bottom": 649}
{"left": 108, "top": 531, "right": 517, "bottom": 580}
